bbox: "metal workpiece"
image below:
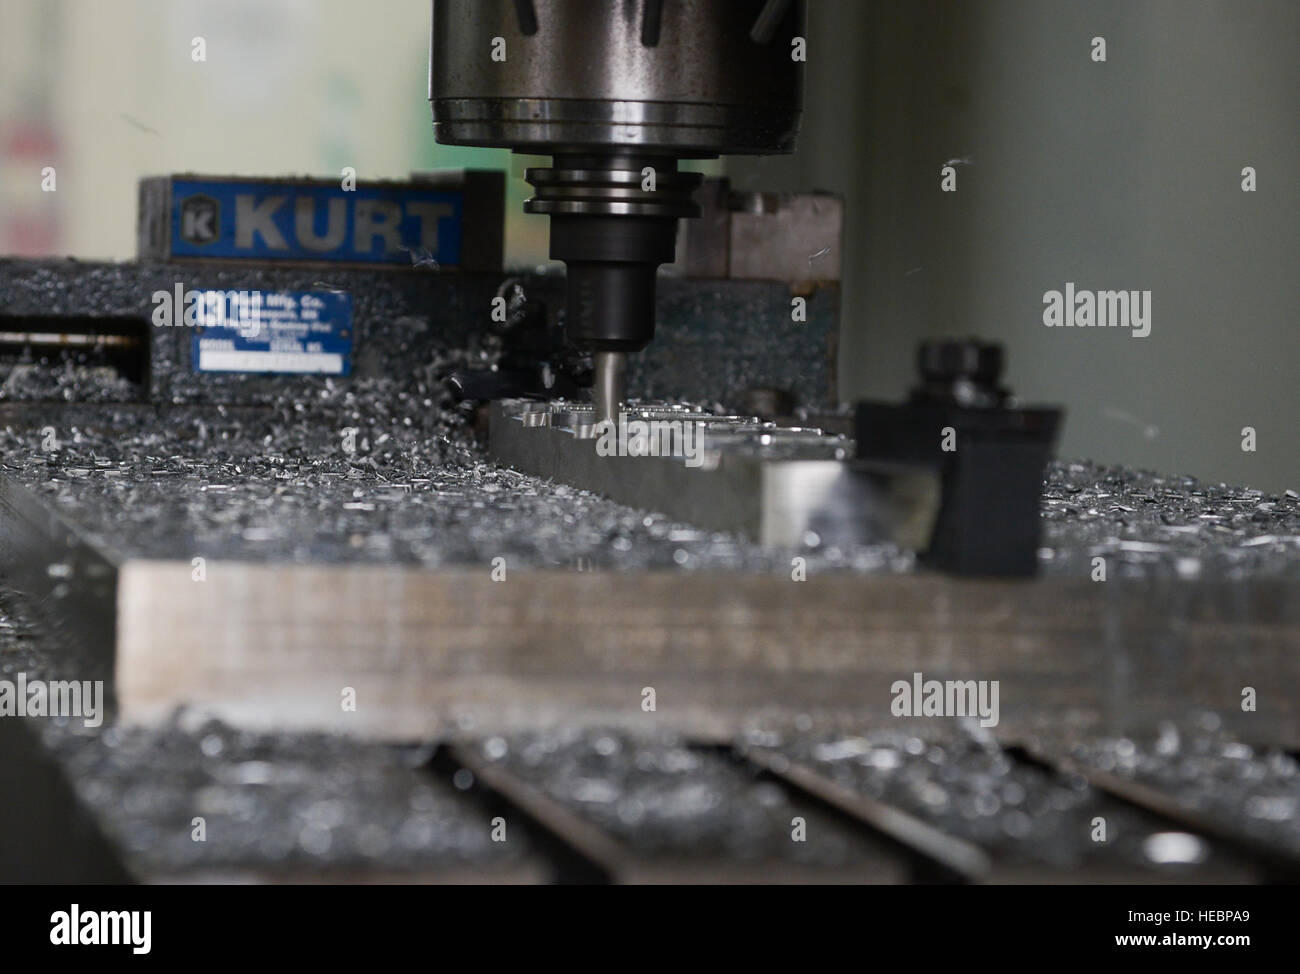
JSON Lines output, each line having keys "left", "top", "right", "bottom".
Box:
{"left": 430, "top": 0, "right": 805, "bottom": 154}
{"left": 490, "top": 399, "right": 940, "bottom": 549}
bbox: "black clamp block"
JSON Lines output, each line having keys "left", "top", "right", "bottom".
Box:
{"left": 856, "top": 339, "right": 1063, "bottom": 576}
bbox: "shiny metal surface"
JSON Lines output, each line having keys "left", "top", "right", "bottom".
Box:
{"left": 430, "top": 0, "right": 804, "bottom": 153}
{"left": 524, "top": 157, "right": 702, "bottom": 218}
{"left": 489, "top": 399, "right": 941, "bottom": 549}
{"left": 592, "top": 351, "right": 627, "bottom": 425}
{"left": 680, "top": 177, "right": 844, "bottom": 282}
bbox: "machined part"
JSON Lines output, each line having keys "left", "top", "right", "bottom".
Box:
{"left": 490, "top": 398, "right": 941, "bottom": 549}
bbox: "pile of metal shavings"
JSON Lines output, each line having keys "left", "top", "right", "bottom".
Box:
{"left": 0, "top": 385, "right": 912, "bottom": 576}
{"left": 0, "top": 361, "right": 140, "bottom": 403}
{"left": 1039, "top": 714, "right": 1300, "bottom": 858}
{"left": 470, "top": 728, "right": 887, "bottom": 869}
{"left": 38, "top": 716, "right": 528, "bottom": 880}
{"left": 742, "top": 721, "right": 1249, "bottom": 876}
{"left": 1040, "top": 460, "right": 1300, "bottom": 578}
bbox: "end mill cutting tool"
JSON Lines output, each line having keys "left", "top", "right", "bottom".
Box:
{"left": 429, "top": 0, "right": 805, "bottom": 420}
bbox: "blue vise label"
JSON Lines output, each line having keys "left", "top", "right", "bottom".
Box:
{"left": 170, "top": 178, "right": 462, "bottom": 265}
